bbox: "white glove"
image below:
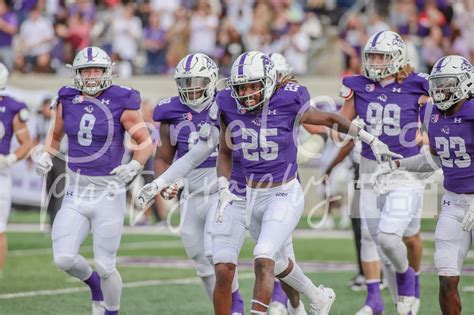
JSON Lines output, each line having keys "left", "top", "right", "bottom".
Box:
{"left": 35, "top": 152, "right": 53, "bottom": 176}
{"left": 0, "top": 153, "right": 17, "bottom": 169}
{"left": 136, "top": 177, "right": 166, "bottom": 210}
{"left": 110, "top": 160, "right": 142, "bottom": 183}
{"left": 370, "top": 159, "right": 398, "bottom": 194}
{"left": 461, "top": 196, "right": 474, "bottom": 232}
{"left": 216, "top": 177, "right": 240, "bottom": 223}
{"left": 357, "top": 129, "right": 403, "bottom": 163}
{"left": 161, "top": 180, "right": 184, "bottom": 200}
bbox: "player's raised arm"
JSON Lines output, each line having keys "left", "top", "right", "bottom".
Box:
{"left": 35, "top": 99, "right": 64, "bottom": 176}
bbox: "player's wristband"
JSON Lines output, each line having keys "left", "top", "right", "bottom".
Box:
{"left": 217, "top": 176, "right": 229, "bottom": 191}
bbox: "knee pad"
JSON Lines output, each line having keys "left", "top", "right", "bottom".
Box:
{"left": 192, "top": 253, "right": 214, "bottom": 278}
{"left": 434, "top": 249, "right": 460, "bottom": 277}
{"left": 361, "top": 228, "right": 379, "bottom": 262}
{"left": 181, "top": 231, "right": 203, "bottom": 259}
{"left": 274, "top": 254, "right": 289, "bottom": 276}
{"left": 54, "top": 254, "right": 77, "bottom": 271}
{"left": 213, "top": 248, "right": 238, "bottom": 265}
{"left": 254, "top": 241, "right": 276, "bottom": 260}
{"left": 377, "top": 233, "right": 404, "bottom": 256}
{"left": 94, "top": 258, "right": 117, "bottom": 279}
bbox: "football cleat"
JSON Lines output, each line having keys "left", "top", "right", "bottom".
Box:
{"left": 310, "top": 286, "right": 335, "bottom": 315}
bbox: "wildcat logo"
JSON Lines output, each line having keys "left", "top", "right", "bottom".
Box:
{"left": 72, "top": 95, "right": 84, "bottom": 104}
{"left": 251, "top": 118, "right": 261, "bottom": 126}
{"left": 461, "top": 59, "right": 472, "bottom": 72}
{"left": 84, "top": 105, "right": 94, "bottom": 113}
{"left": 182, "top": 112, "right": 193, "bottom": 121}
{"left": 441, "top": 126, "right": 450, "bottom": 134}
{"left": 392, "top": 35, "right": 404, "bottom": 48}
{"left": 377, "top": 94, "right": 388, "bottom": 102}
{"left": 261, "top": 55, "right": 274, "bottom": 75}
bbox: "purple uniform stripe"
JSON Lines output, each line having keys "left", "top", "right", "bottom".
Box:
{"left": 238, "top": 52, "right": 249, "bottom": 75}
{"left": 87, "top": 47, "right": 93, "bottom": 62}
{"left": 435, "top": 56, "right": 447, "bottom": 72}
{"left": 371, "top": 31, "right": 384, "bottom": 48}
{"left": 185, "top": 54, "right": 194, "bottom": 72}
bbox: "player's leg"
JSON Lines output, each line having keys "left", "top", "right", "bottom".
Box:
{"left": 269, "top": 237, "right": 294, "bottom": 314}
{"left": 435, "top": 192, "right": 472, "bottom": 315}
{"left": 91, "top": 191, "right": 126, "bottom": 315}
{"left": 357, "top": 186, "right": 384, "bottom": 315}
{"left": 211, "top": 199, "right": 246, "bottom": 315}
{"left": 51, "top": 194, "right": 103, "bottom": 312}
{"left": 180, "top": 192, "right": 215, "bottom": 299}
{"left": 0, "top": 170, "right": 12, "bottom": 275}
{"left": 378, "top": 188, "right": 421, "bottom": 314}
{"left": 403, "top": 204, "right": 423, "bottom": 315}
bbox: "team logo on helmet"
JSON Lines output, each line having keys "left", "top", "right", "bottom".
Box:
{"left": 392, "top": 35, "right": 404, "bottom": 48}
{"left": 461, "top": 59, "right": 472, "bottom": 72}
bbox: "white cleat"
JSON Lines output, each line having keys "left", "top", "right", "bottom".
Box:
{"left": 397, "top": 296, "right": 416, "bottom": 315}
{"left": 310, "top": 286, "right": 336, "bottom": 315}
{"left": 355, "top": 305, "right": 384, "bottom": 315}
{"left": 286, "top": 300, "right": 307, "bottom": 315}
{"left": 92, "top": 300, "right": 105, "bottom": 315}
{"left": 411, "top": 298, "right": 420, "bottom": 315}
{"left": 267, "top": 301, "right": 289, "bottom": 315}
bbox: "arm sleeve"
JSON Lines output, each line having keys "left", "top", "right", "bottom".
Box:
{"left": 399, "top": 150, "right": 442, "bottom": 172}
{"left": 159, "top": 124, "right": 220, "bottom": 183}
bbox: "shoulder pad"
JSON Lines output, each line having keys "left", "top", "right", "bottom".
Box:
{"left": 58, "top": 86, "right": 80, "bottom": 97}
{"left": 18, "top": 107, "right": 29, "bottom": 122}
{"left": 339, "top": 84, "right": 353, "bottom": 99}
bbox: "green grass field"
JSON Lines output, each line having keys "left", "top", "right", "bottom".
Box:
{"left": 1, "top": 210, "right": 473, "bottom": 315}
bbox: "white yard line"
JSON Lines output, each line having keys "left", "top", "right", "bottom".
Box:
{"left": 462, "top": 286, "right": 474, "bottom": 292}
{"left": 0, "top": 273, "right": 254, "bottom": 299}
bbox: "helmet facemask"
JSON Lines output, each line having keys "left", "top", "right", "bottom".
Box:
{"left": 229, "top": 77, "right": 269, "bottom": 113}
{"left": 176, "top": 76, "right": 213, "bottom": 108}
{"left": 429, "top": 73, "right": 470, "bottom": 111}
{"left": 74, "top": 66, "right": 112, "bottom": 96}
{"left": 362, "top": 51, "right": 403, "bottom": 81}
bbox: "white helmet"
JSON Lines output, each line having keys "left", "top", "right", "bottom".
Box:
{"left": 228, "top": 51, "right": 277, "bottom": 112}
{"left": 72, "top": 46, "right": 113, "bottom": 95}
{"left": 0, "top": 63, "right": 8, "bottom": 90}
{"left": 429, "top": 55, "right": 474, "bottom": 111}
{"left": 362, "top": 31, "right": 407, "bottom": 81}
{"left": 174, "top": 53, "right": 219, "bottom": 109}
{"left": 269, "top": 52, "right": 291, "bottom": 77}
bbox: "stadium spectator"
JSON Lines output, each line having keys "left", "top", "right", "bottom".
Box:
{"left": 188, "top": 0, "right": 219, "bottom": 57}
{"left": 280, "top": 16, "right": 311, "bottom": 75}
{"left": 165, "top": 7, "right": 190, "bottom": 74}
{"left": 0, "top": 0, "right": 17, "bottom": 70}
{"left": 15, "top": 5, "right": 55, "bottom": 73}
{"left": 143, "top": 10, "right": 167, "bottom": 74}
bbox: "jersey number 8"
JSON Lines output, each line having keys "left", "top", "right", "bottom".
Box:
{"left": 78, "top": 113, "right": 96, "bottom": 146}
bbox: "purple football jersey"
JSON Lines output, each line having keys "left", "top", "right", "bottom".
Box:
{"left": 218, "top": 83, "right": 310, "bottom": 183}
{"left": 153, "top": 96, "right": 217, "bottom": 169}
{"left": 0, "top": 95, "right": 27, "bottom": 155}
{"left": 343, "top": 73, "right": 429, "bottom": 160}
{"left": 421, "top": 99, "right": 474, "bottom": 194}
{"left": 203, "top": 98, "right": 246, "bottom": 196}
{"left": 58, "top": 85, "right": 141, "bottom": 176}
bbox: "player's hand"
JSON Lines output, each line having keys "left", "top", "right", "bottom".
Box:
{"left": 0, "top": 153, "right": 17, "bottom": 169}
{"left": 461, "top": 197, "right": 474, "bottom": 232}
{"left": 136, "top": 178, "right": 166, "bottom": 210}
{"left": 369, "top": 138, "right": 403, "bottom": 163}
{"left": 35, "top": 152, "right": 53, "bottom": 176}
{"left": 370, "top": 159, "right": 398, "bottom": 194}
{"left": 110, "top": 160, "right": 142, "bottom": 183}
{"left": 216, "top": 177, "right": 240, "bottom": 223}
{"left": 160, "top": 180, "right": 184, "bottom": 200}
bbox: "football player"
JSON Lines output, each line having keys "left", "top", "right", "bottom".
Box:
{"left": 35, "top": 46, "right": 153, "bottom": 315}
{"left": 151, "top": 53, "right": 244, "bottom": 314}
{"left": 0, "top": 62, "right": 32, "bottom": 277}
{"left": 217, "top": 50, "right": 400, "bottom": 315}
{"left": 374, "top": 55, "right": 474, "bottom": 315}
{"left": 337, "top": 31, "right": 429, "bottom": 315}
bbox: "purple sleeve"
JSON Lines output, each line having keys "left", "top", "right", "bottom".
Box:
{"left": 5, "top": 13, "right": 18, "bottom": 28}
{"left": 297, "top": 85, "right": 311, "bottom": 112}
{"left": 125, "top": 89, "right": 141, "bottom": 110}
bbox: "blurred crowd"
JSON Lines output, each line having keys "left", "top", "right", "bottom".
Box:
{"left": 339, "top": 0, "right": 474, "bottom": 76}
{"left": 0, "top": 0, "right": 472, "bottom": 77}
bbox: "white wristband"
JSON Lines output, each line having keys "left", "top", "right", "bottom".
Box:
{"left": 357, "top": 129, "right": 376, "bottom": 145}
{"left": 217, "top": 176, "right": 229, "bottom": 191}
